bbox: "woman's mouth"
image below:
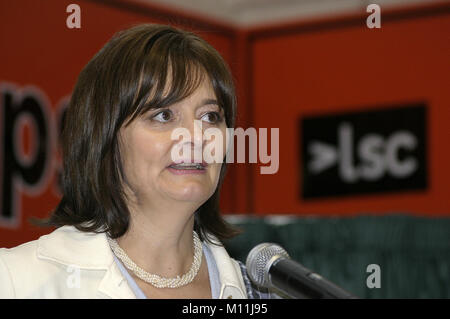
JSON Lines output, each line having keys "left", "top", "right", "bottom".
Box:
{"left": 169, "top": 163, "right": 205, "bottom": 170}
{"left": 167, "top": 162, "right": 208, "bottom": 174}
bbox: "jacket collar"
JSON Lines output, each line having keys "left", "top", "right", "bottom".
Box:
{"left": 37, "top": 225, "right": 135, "bottom": 298}
{"left": 37, "top": 225, "right": 113, "bottom": 269}
{"left": 204, "top": 237, "right": 247, "bottom": 299}
{"left": 37, "top": 226, "right": 246, "bottom": 299}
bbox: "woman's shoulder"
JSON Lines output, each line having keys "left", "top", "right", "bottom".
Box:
{"left": 0, "top": 237, "right": 50, "bottom": 298}
{"left": 0, "top": 237, "right": 39, "bottom": 259}
{"left": 0, "top": 236, "right": 42, "bottom": 279}
{"left": 0, "top": 226, "right": 113, "bottom": 298}
{"left": 0, "top": 225, "right": 107, "bottom": 264}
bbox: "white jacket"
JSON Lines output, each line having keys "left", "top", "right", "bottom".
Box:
{"left": 0, "top": 225, "right": 247, "bottom": 299}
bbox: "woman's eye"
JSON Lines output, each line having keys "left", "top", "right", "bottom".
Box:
{"left": 152, "top": 109, "right": 172, "bottom": 123}
{"left": 201, "top": 112, "right": 223, "bottom": 124}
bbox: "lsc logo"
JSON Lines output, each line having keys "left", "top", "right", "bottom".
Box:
{"left": 301, "top": 104, "right": 427, "bottom": 199}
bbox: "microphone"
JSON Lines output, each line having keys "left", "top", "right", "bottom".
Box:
{"left": 245, "top": 243, "right": 358, "bottom": 299}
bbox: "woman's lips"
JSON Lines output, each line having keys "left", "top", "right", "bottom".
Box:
{"left": 167, "top": 166, "right": 207, "bottom": 175}
{"left": 167, "top": 161, "right": 208, "bottom": 175}
{"left": 168, "top": 160, "right": 208, "bottom": 168}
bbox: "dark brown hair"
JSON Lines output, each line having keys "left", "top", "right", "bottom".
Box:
{"left": 40, "top": 24, "right": 239, "bottom": 243}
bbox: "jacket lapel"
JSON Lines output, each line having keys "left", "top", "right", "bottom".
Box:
{"left": 97, "top": 259, "right": 136, "bottom": 299}
{"left": 205, "top": 239, "right": 247, "bottom": 299}
{"left": 37, "top": 225, "right": 136, "bottom": 299}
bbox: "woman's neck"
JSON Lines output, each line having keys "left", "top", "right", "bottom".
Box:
{"left": 115, "top": 203, "right": 199, "bottom": 278}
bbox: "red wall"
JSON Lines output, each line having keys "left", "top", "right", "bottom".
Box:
{"left": 0, "top": 0, "right": 449, "bottom": 247}
{"left": 248, "top": 5, "right": 450, "bottom": 216}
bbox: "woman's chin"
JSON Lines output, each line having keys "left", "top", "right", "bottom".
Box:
{"left": 165, "top": 183, "right": 213, "bottom": 203}
{"left": 159, "top": 169, "right": 219, "bottom": 203}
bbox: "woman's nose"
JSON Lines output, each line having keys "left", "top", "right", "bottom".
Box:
{"left": 171, "top": 115, "right": 206, "bottom": 163}
{"left": 183, "top": 116, "right": 204, "bottom": 147}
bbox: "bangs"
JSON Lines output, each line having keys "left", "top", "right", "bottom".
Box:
{"left": 123, "top": 36, "right": 211, "bottom": 126}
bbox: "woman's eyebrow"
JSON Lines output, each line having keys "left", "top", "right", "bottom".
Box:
{"left": 200, "top": 98, "right": 224, "bottom": 112}
{"left": 201, "top": 98, "right": 219, "bottom": 106}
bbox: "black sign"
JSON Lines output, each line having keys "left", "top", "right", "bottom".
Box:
{"left": 300, "top": 104, "right": 427, "bottom": 199}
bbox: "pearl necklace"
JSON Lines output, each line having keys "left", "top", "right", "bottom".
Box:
{"left": 107, "top": 231, "right": 203, "bottom": 288}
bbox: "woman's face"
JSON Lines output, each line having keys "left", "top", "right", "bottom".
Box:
{"left": 118, "top": 75, "right": 227, "bottom": 210}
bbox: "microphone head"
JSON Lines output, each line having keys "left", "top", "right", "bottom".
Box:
{"left": 245, "top": 243, "right": 290, "bottom": 288}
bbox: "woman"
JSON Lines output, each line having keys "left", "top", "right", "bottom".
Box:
{"left": 0, "top": 23, "right": 275, "bottom": 299}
